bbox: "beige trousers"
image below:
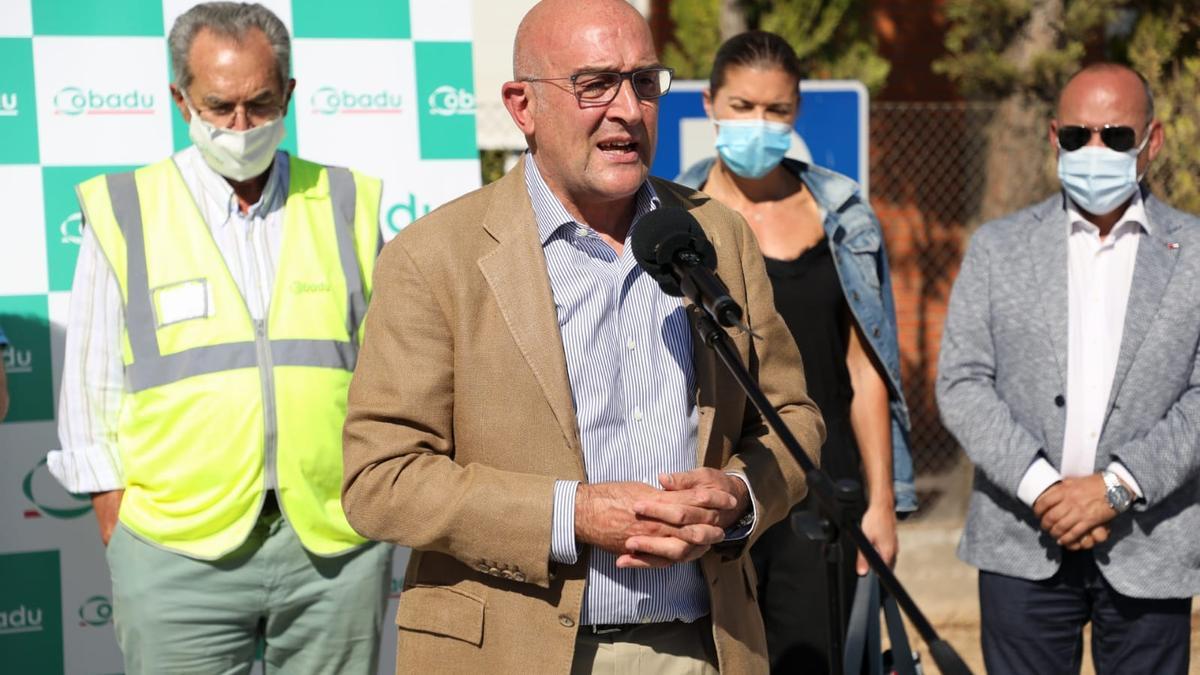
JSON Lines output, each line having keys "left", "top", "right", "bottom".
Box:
{"left": 570, "top": 617, "right": 721, "bottom": 675}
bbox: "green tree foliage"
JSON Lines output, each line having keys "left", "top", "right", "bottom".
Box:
{"left": 1125, "top": 2, "right": 1200, "bottom": 212}
{"left": 662, "top": 0, "right": 722, "bottom": 80}
{"left": 934, "top": 0, "right": 1124, "bottom": 101}
{"left": 661, "top": 0, "right": 890, "bottom": 92}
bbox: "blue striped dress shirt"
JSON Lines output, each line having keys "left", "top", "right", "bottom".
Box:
{"left": 525, "top": 156, "right": 716, "bottom": 625}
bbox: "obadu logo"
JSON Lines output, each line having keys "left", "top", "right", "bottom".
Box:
{"left": 310, "top": 86, "right": 402, "bottom": 116}
{"left": 53, "top": 86, "right": 155, "bottom": 116}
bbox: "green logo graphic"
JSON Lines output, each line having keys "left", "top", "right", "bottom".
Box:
{"left": 0, "top": 295, "right": 53, "bottom": 421}
{"left": 23, "top": 458, "right": 93, "bottom": 520}
{"left": 0, "top": 551, "right": 64, "bottom": 675}
{"left": 415, "top": 42, "right": 477, "bottom": 160}
{"left": 293, "top": 0, "right": 411, "bottom": 39}
{"left": 78, "top": 595, "right": 112, "bottom": 627}
{"left": 53, "top": 86, "right": 155, "bottom": 116}
{"left": 386, "top": 192, "right": 433, "bottom": 235}
{"left": 43, "top": 166, "right": 137, "bottom": 292}
{"left": 0, "top": 39, "right": 39, "bottom": 164}
{"left": 32, "top": 0, "right": 162, "bottom": 36}
{"left": 310, "top": 87, "right": 402, "bottom": 116}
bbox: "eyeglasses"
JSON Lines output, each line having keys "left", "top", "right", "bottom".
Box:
{"left": 1056, "top": 124, "right": 1147, "bottom": 152}
{"left": 523, "top": 67, "right": 674, "bottom": 105}
{"left": 186, "top": 94, "right": 286, "bottom": 127}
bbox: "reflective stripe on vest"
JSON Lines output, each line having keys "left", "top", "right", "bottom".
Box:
{"left": 105, "top": 167, "right": 365, "bottom": 392}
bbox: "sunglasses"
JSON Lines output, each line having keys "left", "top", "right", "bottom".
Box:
{"left": 1056, "top": 124, "right": 1147, "bottom": 152}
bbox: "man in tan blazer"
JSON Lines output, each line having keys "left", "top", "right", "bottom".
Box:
{"left": 342, "top": 1, "right": 823, "bottom": 673}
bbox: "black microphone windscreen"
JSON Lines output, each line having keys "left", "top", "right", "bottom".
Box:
{"left": 631, "top": 207, "right": 709, "bottom": 274}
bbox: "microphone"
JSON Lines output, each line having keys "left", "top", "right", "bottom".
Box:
{"left": 631, "top": 207, "right": 744, "bottom": 328}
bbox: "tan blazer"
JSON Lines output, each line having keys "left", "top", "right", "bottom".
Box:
{"left": 342, "top": 157, "right": 824, "bottom": 674}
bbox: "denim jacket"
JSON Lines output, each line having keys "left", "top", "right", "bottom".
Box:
{"left": 677, "top": 157, "right": 917, "bottom": 512}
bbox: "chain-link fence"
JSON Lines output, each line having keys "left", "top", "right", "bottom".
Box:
{"left": 870, "top": 101, "right": 1200, "bottom": 510}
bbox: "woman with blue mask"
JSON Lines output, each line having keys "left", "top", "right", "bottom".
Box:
{"left": 676, "top": 31, "right": 916, "bottom": 674}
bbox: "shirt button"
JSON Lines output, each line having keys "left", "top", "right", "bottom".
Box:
{"left": 576, "top": 227, "right": 589, "bottom": 237}
{"left": 559, "top": 615, "right": 575, "bottom": 628}
{"left": 633, "top": 407, "right": 644, "bottom": 422}
{"left": 626, "top": 337, "right": 636, "bottom": 351}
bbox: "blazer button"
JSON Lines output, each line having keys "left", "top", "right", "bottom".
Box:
{"left": 558, "top": 615, "right": 575, "bottom": 628}
{"left": 1054, "top": 395, "right": 1065, "bottom": 408}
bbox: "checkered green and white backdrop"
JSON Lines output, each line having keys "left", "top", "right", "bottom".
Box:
{"left": 0, "top": 1, "right": 481, "bottom": 672}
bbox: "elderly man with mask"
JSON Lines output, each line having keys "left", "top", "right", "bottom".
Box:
{"left": 938, "top": 63, "right": 1200, "bottom": 674}
{"left": 341, "top": 1, "right": 823, "bottom": 673}
{"left": 47, "top": 3, "right": 389, "bottom": 673}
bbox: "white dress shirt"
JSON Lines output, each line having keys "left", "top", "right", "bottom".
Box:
{"left": 1016, "top": 191, "right": 1146, "bottom": 506}
{"left": 48, "top": 147, "right": 289, "bottom": 493}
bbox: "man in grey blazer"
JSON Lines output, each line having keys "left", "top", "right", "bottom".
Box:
{"left": 938, "top": 63, "right": 1200, "bottom": 674}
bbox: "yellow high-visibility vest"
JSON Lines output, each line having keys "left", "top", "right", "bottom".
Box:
{"left": 77, "top": 154, "right": 380, "bottom": 559}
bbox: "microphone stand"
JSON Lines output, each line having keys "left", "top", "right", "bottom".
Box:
{"left": 692, "top": 312, "right": 972, "bottom": 675}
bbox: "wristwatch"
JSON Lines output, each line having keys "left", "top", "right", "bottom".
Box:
{"left": 1102, "top": 470, "right": 1133, "bottom": 514}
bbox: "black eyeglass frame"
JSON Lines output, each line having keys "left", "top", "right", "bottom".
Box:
{"left": 1056, "top": 123, "right": 1150, "bottom": 153}
{"left": 522, "top": 67, "right": 675, "bottom": 106}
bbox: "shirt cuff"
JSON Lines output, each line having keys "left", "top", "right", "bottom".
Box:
{"left": 46, "top": 446, "right": 123, "bottom": 494}
{"left": 550, "top": 480, "right": 581, "bottom": 564}
{"left": 1106, "top": 461, "right": 1143, "bottom": 500}
{"left": 1016, "top": 457, "right": 1061, "bottom": 508}
{"left": 723, "top": 472, "right": 757, "bottom": 541}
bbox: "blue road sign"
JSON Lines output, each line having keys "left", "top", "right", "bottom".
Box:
{"left": 651, "top": 80, "right": 869, "bottom": 196}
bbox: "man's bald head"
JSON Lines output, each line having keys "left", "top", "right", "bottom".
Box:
{"left": 1058, "top": 63, "right": 1155, "bottom": 126}
{"left": 513, "top": 0, "right": 651, "bottom": 79}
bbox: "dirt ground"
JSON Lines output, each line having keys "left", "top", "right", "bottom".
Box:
{"left": 887, "top": 459, "right": 1200, "bottom": 674}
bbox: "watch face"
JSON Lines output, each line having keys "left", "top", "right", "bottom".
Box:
{"left": 1107, "top": 486, "right": 1132, "bottom": 512}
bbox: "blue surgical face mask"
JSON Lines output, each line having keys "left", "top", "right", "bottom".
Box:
{"left": 1057, "top": 130, "right": 1150, "bottom": 215}
{"left": 714, "top": 118, "right": 792, "bottom": 179}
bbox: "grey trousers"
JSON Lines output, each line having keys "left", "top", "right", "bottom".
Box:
{"left": 106, "top": 509, "right": 392, "bottom": 675}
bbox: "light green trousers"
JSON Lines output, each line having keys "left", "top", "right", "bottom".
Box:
{"left": 106, "top": 506, "right": 392, "bottom": 675}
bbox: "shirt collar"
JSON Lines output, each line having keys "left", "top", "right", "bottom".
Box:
{"left": 524, "top": 153, "right": 660, "bottom": 246}
{"left": 186, "top": 146, "right": 288, "bottom": 227}
{"left": 1065, "top": 187, "right": 1151, "bottom": 238}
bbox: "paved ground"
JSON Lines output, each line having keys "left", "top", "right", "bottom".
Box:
{"left": 887, "top": 458, "right": 1199, "bottom": 674}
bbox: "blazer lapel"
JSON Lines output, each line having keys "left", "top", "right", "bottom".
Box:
{"left": 1028, "top": 196, "right": 1070, "bottom": 392}
{"left": 476, "top": 159, "right": 583, "bottom": 461}
{"left": 1106, "top": 194, "right": 1181, "bottom": 413}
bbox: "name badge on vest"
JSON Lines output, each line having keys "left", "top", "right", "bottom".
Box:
{"left": 153, "top": 278, "right": 211, "bottom": 327}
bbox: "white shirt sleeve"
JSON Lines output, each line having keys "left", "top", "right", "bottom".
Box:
{"left": 1016, "top": 457, "right": 1062, "bottom": 508}
{"left": 46, "top": 225, "right": 126, "bottom": 494}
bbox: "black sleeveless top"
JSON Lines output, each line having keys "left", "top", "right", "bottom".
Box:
{"left": 764, "top": 239, "right": 860, "bottom": 481}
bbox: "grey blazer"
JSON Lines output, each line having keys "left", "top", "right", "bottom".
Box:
{"left": 937, "top": 190, "right": 1200, "bottom": 599}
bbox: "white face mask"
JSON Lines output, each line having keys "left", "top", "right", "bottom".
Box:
{"left": 186, "top": 101, "right": 286, "bottom": 182}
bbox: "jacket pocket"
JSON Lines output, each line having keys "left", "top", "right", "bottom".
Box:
{"left": 840, "top": 228, "right": 883, "bottom": 291}
{"left": 395, "top": 584, "right": 485, "bottom": 646}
